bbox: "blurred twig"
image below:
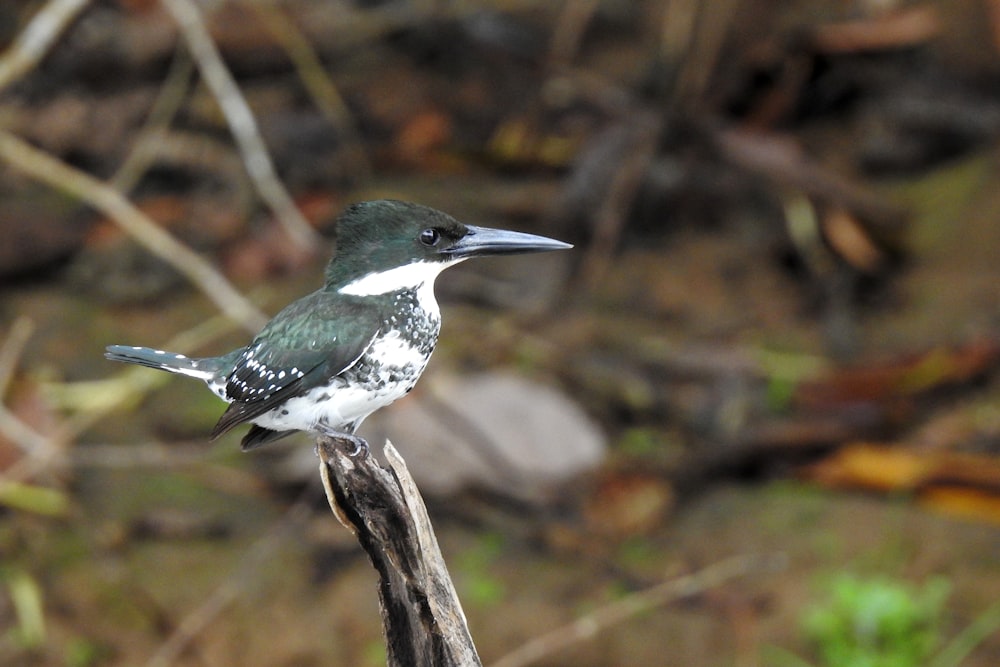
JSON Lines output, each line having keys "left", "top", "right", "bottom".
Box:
{"left": 112, "top": 44, "right": 195, "bottom": 194}
{"left": 0, "top": 407, "right": 53, "bottom": 467}
{"left": 664, "top": 0, "right": 739, "bottom": 105}
{"left": 811, "top": 6, "right": 941, "bottom": 53}
{"left": 929, "top": 599, "right": 1000, "bottom": 667}
{"left": 69, "top": 441, "right": 225, "bottom": 468}
{"left": 49, "top": 305, "right": 251, "bottom": 440}
{"left": 0, "top": 318, "right": 50, "bottom": 458}
{"left": 490, "top": 552, "right": 786, "bottom": 667}
{"left": 0, "top": 317, "right": 33, "bottom": 399}
{"left": 714, "top": 127, "right": 909, "bottom": 233}
{"left": 0, "top": 317, "right": 61, "bottom": 480}
{"left": 0, "top": 130, "right": 267, "bottom": 332}
{"left": 990, "top": 0, "right": 1000, "bottom": 53}
{"left": 247, "top": 0, "right": 373, "bottom": 185}
{"left": 0, "top": 0, "right": 91, "bottom": 93}
{"left": 144, "top": 490, "right": 316, "bottom": 667}
{"left": 548, "top": 0, "right": 599, "bottom": 67}
{"left": 660, "top": 0, "right": 700, "bottom": 64}
{"left": 581, "top": 113, "right": 662, "bottom": 288}
{"left": 1, "top": 307, "right": 249, "bottom": 483}
{"left": 161, "top": 0, "right": 323, "bottom": 250}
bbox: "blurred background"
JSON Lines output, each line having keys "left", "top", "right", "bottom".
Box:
{"left": 2, "top": 0, "right": 1000, "bottom": 665}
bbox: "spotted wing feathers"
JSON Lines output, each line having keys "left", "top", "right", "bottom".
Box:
{"left": 209, "top": 290, "right": 380, "bottom": 440}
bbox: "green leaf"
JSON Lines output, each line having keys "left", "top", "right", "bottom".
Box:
{"left": 6, "top": 569, "right": 45, "bottom": 648}
{"left": 0, "top": 480, "right": 69, "bottom": 517}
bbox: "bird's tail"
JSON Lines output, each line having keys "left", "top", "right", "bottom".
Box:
{"left": 105, "top": 345, "right": 219, "bottom": 381}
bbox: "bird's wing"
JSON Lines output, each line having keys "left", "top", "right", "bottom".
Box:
{"left": 210, "top": 291, "right": 380, "bottom": 439}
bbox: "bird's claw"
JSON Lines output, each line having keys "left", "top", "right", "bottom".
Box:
{"left": 315, "top": 425, "right": 368, "bottom": 458}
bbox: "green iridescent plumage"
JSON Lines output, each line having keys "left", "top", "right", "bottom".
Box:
{"left": 106, "top": 200, "right": 571, "bottom": 450}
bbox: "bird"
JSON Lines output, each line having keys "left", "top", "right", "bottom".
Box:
{"left": 105, "top": 200, "right": 572, "bottom": 451}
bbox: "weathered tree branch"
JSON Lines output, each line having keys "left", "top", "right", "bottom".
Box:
{"left": 318, "top": 435, "right": 482, "bottom": 667}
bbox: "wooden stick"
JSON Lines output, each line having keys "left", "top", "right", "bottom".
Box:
{"left": 318, "top": 435, "right": 481, "bottom": 667}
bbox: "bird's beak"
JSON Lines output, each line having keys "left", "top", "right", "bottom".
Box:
{"left": 443, "top": 225, "right": 573, "bottom": 258}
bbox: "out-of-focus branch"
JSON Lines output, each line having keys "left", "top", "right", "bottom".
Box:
{"left": 0, "top": 317, "right": 33, "bottom": 399}
{"left": 0, "top": 317, "right": 62, "bottom": 481}
{"left": 491, "top": 553, "right": 787, "bottom": 667}
{"left": 990, "top": 0, "right": 1000, "bottom": 53}
{"left": 248, "top": 1, "right": 372, "bottom": 185}
{"left": 160, "top": 0, "right": 323, "bottom": 250}
{"left": 49, "top": 304, "right": 250, "bottom": 440}
{"left": 0, "top": 130, "right": 267, "bottom": 332}
{"left": 112, "top": 44, "right": 194, "bottom": 194}
{"left": 0, "top": 318, "right": 52, "bottom": 459}
{"left": 144, "top": 492, "right": 316, "bottom": 667}
{"left": 548, "top": 0, "right": 599, "bottom": 67}
{"left": 0, "top": 0, "right": 92, "bottom": 93}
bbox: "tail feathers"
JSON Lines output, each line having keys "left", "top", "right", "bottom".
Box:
{"left": 105, "top": 345, "right": 219, "bottom": 381}
{"left": 240, "top": 425, "right": 295, "bottom": 450}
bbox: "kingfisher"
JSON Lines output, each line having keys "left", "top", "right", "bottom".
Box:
{"left": 106, "top": 200, "right": 571, "bottom": 451}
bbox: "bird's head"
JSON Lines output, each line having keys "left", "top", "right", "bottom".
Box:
{"left": 325, "top": 200, "right": 572, "bottom": 295}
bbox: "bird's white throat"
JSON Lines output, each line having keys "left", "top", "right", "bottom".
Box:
{"left": 337, "top": 259, "right": 464, "bottom": 297}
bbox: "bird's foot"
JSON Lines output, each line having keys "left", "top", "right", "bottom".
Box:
{"left": 314, "top": 425, "right": 368, "bottom": 458}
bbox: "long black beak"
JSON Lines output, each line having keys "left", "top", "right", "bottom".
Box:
{"left": 443, "top": 225, "right": 573, "bottom": 258}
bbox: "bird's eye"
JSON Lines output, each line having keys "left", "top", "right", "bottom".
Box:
{"left": 419, "top": 228, "right": 441, "bottom": 246}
